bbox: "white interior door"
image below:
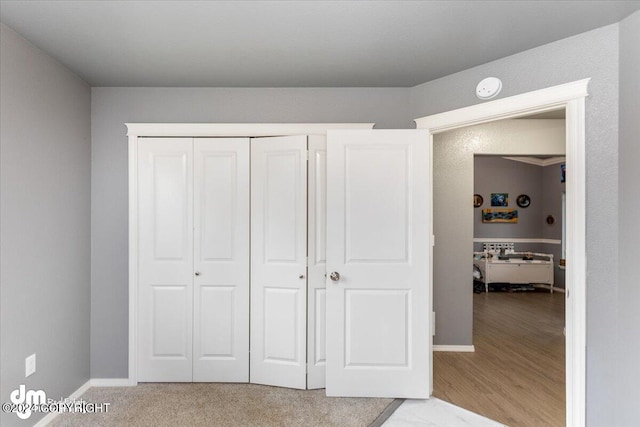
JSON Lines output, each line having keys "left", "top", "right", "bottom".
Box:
{"left": 193, "top": 138, "right": 249, "bottom": 382}
{"left": 326, "top": 130, "right": 431, "bottom": 398}
{"left": 250, "top": 135, "right": 308, "bottom": 389}
{"left": 307, "top": 135, "right": 327, "bottom": 389}
{"left": 138, "top": 138, "right": 194, "bottom": 382}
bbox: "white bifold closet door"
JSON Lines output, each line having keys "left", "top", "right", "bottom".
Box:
{"left": 325, "top": 130, "right": 431, "bottom": 398}
{"left": 250, "top": 135, "right": 308, "bottom": 389}
{"left": 307, "top": 135, "right": 328, "bottom": 389}
{"left": 192, "top": 138, "right": 250, "bottom": 382}
{"left": 138, "top": 137, "right": 249, "bottom": 383}
{"left": 138, "top": 138, "right": 194, "bottom": 382}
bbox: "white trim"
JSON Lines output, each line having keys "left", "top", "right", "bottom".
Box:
{"left": 125, "top": 122, "right": 375, "bottom": 138}
{"left": 433, "top": 345, "right": 475, "bottom": 352}
{"left": 415, "top": 79, "right": 589, "bottom": 132}
{"left": 33, "top": 380, "right": 92, "bottom": 427}
{"left": 534, "top": 284, "right": 566, "bottom": 293}
{"left": 127, "top": 123, "right": 375, "bottom": 386}
{"left": 128, "top": 133, "right": 138, "bottom": 386}
{"left": 565, "top": 97, "right": 587, "bottom": 427}
{"left": 91, "top": 378, "right": 132, "bottom": 387}
{"left": 416, "top": 78, "right": 588, "bottom": 427}
{"left": 473, "top": 237, "right": 561, "bottom": 245}
{"left": 502, "top": 156, "right": 566, "bottom": 167}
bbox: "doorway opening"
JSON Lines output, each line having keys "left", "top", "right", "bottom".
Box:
{"left": 415, "top": 78, "right": 588, "bottom": 427}
{"left": 436, "top": 115, "right": 567, "bottom": 425}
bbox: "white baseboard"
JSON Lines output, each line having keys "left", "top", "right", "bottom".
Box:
{"left": 33, "top": 379, "right": 92, "bottom": 427}
{"left": 91, "top": 378, "right": 132, "bottom": 387}
{"left": 533, "top": 284, "right": 566, "bottom": 293}
{"left": 433, "top": 345, "right": 475, "bottom": 352}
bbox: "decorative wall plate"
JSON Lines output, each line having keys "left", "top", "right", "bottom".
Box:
{"left": 473, "top": 194, "right": 483, "bottom": 208}
{"left": 516, "top": 194, "right": 531, "bottom": 208}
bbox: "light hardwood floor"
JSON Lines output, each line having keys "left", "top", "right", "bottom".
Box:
{"left": 434, "top": 291, "right": 565, "bottom": 426}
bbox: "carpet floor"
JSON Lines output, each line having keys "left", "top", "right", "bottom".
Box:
{"left": 49, "top": 383, "right": 394, "bottom": 427}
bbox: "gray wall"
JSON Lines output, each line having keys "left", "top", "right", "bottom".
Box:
{"left": 90, "top": 87, "right": 410, "bottom": 378}
{"left": 617, "top": 10, "right": 640, "bottom": 426}
{"left": 474, "top": 156, "right": 544, "bottom": 239}
{"left": 541, "top": 163, "right": 565, "bottom": 242}
{"left": 434, "top": 119, "right": 565, "bottom": 346}
{"left": 413, "top": 23, "right": 620, "bottom": 426}
{"left": 0, "top": 24, "right": 91, "bottom": 427}
{"left": 541, "top": 162, "right": 566, "bottom": 289}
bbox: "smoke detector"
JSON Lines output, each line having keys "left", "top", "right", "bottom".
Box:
{"left": 476, "top": 77, "right": 502, "bottom": 100}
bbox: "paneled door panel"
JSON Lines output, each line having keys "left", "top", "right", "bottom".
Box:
{"left": 264, "top": 288, "right": 301, "bottom": 361}
{"left": 307, "top": 135, "right": 327, "bottom": 389}
{"left": 251, "top": 136, "right": 307, "bottom": 389}
{"left": 193, "top": 138, "right": 249, "bottom": 382}
{"left": 151, "top": 285, "right": 190, "bottom": 357}
{"left": 326, "top": 130, "right": 431, "bottom": 398}
{"left": 138, "top": 138, "right": 194, "bottom": 382}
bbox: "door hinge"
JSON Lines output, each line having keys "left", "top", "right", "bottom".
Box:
{"left": 431, "top": 235, "right": 436, "bottom": 247}
{"left": 306, "top": 257, "right": 308, "bottom": 267}
{"left": 306, "top": 150, "right": 309, "bottom": 161}
{"left": 432, "top": 311, "right": 436, "bottom": 336}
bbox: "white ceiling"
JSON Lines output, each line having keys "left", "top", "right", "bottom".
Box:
{"left": 1, "top": 1, "right": 638, "bottom": 87}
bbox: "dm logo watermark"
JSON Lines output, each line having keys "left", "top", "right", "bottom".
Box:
{"left": 2, "top": 384, "right": 110, "bottom": 420}
{"left": 5, "top": 384, "right": 46, "bottom": 419}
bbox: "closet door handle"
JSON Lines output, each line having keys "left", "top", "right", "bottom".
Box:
{"left": 329, "top": 271, "right": 340, "bottom": 282}
{"left": 195, "top": 271, "right": 201, "bottom": 276}
{"left": 299, "top": 274, "right": 305, "bottom": 279}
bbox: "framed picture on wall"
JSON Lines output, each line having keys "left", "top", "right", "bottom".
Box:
{"left": 482, "top": 208, "right": 518, "bottom": 223}
{"left": 561, "top": 163, "right": 566, "bottom": 183}
{"left": 490, "top": 193, "right": 508, "bottom": 206}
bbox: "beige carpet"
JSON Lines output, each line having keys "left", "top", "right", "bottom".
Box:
{"left": 49, "top": 383, "right": 394, "bottom": 427}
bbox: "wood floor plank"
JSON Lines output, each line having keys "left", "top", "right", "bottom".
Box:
{"left": 433, "top": 291, "right": 565, "bottom": 426}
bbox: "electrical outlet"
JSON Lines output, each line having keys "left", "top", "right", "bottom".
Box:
{"left": 25, "top": 353, "right": 36, "bottom": 377}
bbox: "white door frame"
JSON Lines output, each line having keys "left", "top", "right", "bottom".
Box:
{"left": 415, "top": 78, "right": 589, "bottom": 427}
{"left": 126, "top": 123, "right": 374, "bottom": 386}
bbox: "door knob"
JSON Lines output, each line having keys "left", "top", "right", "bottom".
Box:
{"left": 299, "top": 274, "right": 305, "bottom": 279}
{"left": 329, "top": 271, "right": 340, "bottom": 282}
{"left": 195, "top": 271, "right": 201, "bottom": 276}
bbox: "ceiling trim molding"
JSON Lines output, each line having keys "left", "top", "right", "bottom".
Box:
{"left": 125, "top": 123, "right": 375, "bottom": 137}
{"left": 503, "top": 156, "right": 566, "bottom": 167}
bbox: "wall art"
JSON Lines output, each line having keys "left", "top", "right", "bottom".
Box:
{"left": 490, "top": 193, "right": 508, "bottom": 207}
{"left": 482, "top": 208, "right": 518, "bottom": 223}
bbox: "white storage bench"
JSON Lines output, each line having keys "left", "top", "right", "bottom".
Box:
{"left": 474, "top": 243, "right": 555, "bottom": 293}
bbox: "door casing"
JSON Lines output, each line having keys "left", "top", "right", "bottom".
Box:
{"left": 414, "top": 78, "right": 589, "bottom": 427}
